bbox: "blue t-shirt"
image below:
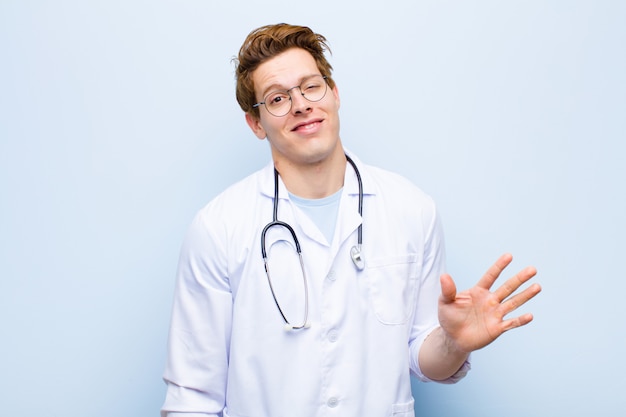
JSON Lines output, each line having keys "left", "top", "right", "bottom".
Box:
{"left": 289, "top": 188, "right": 342, "bottom": 244}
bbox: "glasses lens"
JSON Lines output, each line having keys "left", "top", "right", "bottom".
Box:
{"left": 264, "top": 75, "right": 328, "bottom": 117}
{"left": 264, "top": 92, "right": 291, "bottom": 117}
{"left": 300, "top": 75, "right": 328, "bottom": 103}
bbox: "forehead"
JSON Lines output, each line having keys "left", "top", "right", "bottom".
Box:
{"left": 252, "top": 48, "right": 319, "bottom": 95}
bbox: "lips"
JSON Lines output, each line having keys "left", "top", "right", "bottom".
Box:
{"left": 291, "top": 119, "right": 323, "bottom": 132}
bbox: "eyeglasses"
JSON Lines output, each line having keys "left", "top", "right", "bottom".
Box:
{"left": 253, "top": 75, "right": 328, "bottom": 117}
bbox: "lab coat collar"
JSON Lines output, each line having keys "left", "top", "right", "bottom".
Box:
{"left": 257, "top": 150, "right": 377, "bottom": 200}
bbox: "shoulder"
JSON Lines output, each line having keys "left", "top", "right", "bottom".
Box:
{"left": 361, "top": 161, "right": 435, "bottom": 207}
{"left": 189, "top": 164, "right": 269, "bottom": 233}
{"left": 353, "top": 157, "right": 440, "bottom": 233}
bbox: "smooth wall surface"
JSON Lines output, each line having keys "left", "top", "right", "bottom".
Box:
{"left": 1, "top": 1, "right": 625, "bottom": 416}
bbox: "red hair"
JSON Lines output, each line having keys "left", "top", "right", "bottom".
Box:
{"left": 234, "top": 23, "right": 335, "bottom": 118}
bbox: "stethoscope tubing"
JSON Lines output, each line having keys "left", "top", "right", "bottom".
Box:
{"left": 346, "top": 155, "right": 363, "bottom": 249}
{"left": 261, "top": 166, "right": 309, "bottom": 329}
{"left": 260, "top": 154, "right": 363, "bottom": 330}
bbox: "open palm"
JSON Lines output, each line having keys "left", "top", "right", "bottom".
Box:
{"left": 438, "top": 253, "right": 542, "bottom": 353}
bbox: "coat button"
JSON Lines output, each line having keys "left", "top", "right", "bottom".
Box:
{"left": 327, "top": 329, "right": 339, "bottom": 343}
{"left": 327, "top": 397, "right": 339, "bottom": 408}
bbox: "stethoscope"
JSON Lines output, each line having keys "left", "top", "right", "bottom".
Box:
{"left": 261, "top": 155, "right": 364, "bottom": 330}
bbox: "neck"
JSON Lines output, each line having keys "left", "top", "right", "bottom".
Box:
{"left": 274, "top": 150, "right": 347, "bottom": 199}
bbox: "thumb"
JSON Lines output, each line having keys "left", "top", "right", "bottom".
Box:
{"left": 440, "top": 273, "right": 457, "bottom": 304}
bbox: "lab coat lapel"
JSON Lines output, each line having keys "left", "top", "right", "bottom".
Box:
{"left": 259, "top": 163, "right": 327, "bottom": 247}
{"left": 331, "top": 165, "right": 362, "bottom": 255}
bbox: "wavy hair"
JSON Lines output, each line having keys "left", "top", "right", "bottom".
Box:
{"left": 234, "top": 23, "right": 335, "bottom": 118}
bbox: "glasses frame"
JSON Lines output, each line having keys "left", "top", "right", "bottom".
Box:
{"left": 252, "top": 75, "right": 329, "bottom": 117}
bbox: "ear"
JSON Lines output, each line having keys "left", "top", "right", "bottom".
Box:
{"left": 245, "top": 112, "right": 267, "bottom": 140}
{"left": 332, "top": 84, "right": 340, "bottom": 109}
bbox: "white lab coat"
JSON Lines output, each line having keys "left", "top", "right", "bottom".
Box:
{"left": 162, "top": 153, "right": 469, "bottom": 417}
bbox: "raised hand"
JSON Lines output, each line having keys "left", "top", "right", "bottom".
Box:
{"left": 438, "top": 253, "right": 542, "bottom": 353}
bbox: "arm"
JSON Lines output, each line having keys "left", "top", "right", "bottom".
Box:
{"left": 161, "top": 210, "right": 232, "bottom": 417}
{"left": 418, "top": 253, "right": 541, "bottom": 381}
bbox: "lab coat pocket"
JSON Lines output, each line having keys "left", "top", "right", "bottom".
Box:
{"left": 391, "top": 398, "right": 415, "bottom": 416}
{"left": 367, "top": 254, "right": 417, "bottom": 325}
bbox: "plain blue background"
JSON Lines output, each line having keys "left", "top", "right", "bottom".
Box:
{"left": 1, "top": 1, "right": 625, "bottom": 416}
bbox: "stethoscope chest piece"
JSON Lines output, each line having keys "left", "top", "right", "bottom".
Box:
{"left": 350, "top": 245, "right": 365, "bottom": 270}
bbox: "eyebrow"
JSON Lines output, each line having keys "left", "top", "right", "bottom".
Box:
{"left": 259, "top": 74, "right": 321, "bottom": 99}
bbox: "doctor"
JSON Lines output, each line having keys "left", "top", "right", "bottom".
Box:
{"left": 161, "top": 23, "right": 542, "bottom": 417}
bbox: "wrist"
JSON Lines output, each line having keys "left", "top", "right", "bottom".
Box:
{"left": 438, "top": 327, "right": 472, "bottom": 357}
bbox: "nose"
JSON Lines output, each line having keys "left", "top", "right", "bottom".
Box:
{"left": 289, "top": 87, "right": 312, "bottom": 114}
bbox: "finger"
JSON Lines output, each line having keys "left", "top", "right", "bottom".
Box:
{"left": 439, "top": 273, "right": 457, "bottom": 304}
{"left": 498, "top": 282, "right": 542, "bottom": 315}
{"left": 494, "top": 266, "right": 538, "bottom": 302}
{"left": 475, "top": 253, "right": 514, "bottom": 290}
{"left": 500, "top": 312, "right": 535, "bottom": 333}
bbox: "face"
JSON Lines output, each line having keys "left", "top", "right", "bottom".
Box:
{"left": 245, "top": 48, "right": 342, "bottom": 170}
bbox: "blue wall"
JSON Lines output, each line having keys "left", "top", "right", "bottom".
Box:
{"left": 1, "top": 1, "right": 624, "bottom": 415}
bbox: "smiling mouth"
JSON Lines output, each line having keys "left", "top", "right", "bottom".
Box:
{"left": 292, "top": 119, "right": 323, "bottom": 132}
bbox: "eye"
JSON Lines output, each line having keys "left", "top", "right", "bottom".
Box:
{"left": 267, "top": 92, "right": 289, "bottom": 106}
{"left": 303, "top": 81, "right": 321, "bottom": 92}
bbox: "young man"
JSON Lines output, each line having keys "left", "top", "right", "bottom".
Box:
{"left": 161, "top": 23, "right": 541, "bottom": 417}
